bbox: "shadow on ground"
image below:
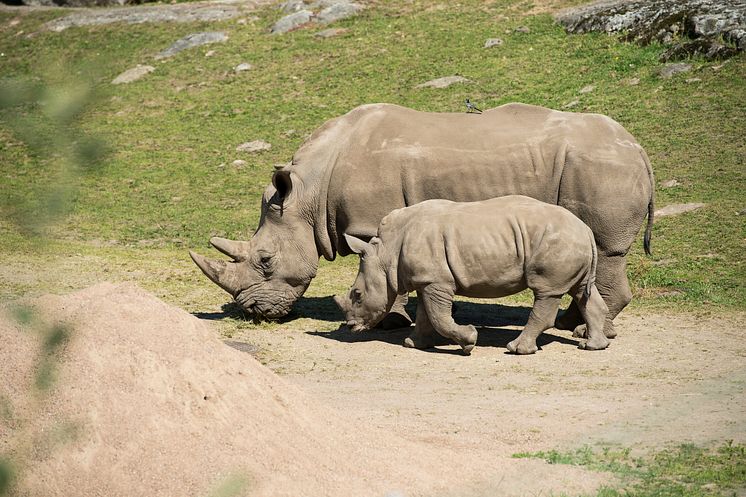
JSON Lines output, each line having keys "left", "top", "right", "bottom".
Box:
{"left": 193, "top": 296, "right": 343, "bottom": 323}
{"left": 194, "top": 296, "right": 579, "bottom": 353}
{"left": 308, "top": 298, "right": 579, "bottom": 354}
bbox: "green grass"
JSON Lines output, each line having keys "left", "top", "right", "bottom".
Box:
{"left": 0, "top": 0, "right": 744, "bottom": 317}
{"left": 513, "top": 442, "right": 746, "bottom": 497}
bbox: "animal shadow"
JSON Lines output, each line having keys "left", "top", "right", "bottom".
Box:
{"left": 311, "top": 298, "right": 579, "bottom": 353}
{"left": 193, "top": 295, "right": 344, "bottom": 323}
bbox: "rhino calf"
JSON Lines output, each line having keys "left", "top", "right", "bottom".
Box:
{"left": 334, "top": 195, "right": 610, "bottom": 355}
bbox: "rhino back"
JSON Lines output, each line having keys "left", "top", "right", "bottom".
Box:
{"left": 324, "top": 103, "right": 647, "bottom": 256}
{"left": 381, "top": 196, "right": 594, "bottom": 298}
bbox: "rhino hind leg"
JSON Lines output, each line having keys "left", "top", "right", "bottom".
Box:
{"left": 575, "top": 285, "right": 610, "bottom": 351}
{"left": 507, "top": 295, "right": 561, "bottom": 355}
{"left": 377, "top": 293, "right": 413, "bottom": 330}
{"left": 594, "top": 254, "right": 633, "bottom": 339}
{"left": 419, "top": 284, "right": 477, "bottom": 355}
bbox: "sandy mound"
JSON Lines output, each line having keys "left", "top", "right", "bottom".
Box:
{"left": 1, "top": 283, "right": 606, "bottom": 497}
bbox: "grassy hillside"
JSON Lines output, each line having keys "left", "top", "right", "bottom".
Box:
{"left": 0, "top": 0, "right": 744, "bottom": 317}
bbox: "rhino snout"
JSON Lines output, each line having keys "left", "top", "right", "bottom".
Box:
{"left": 346, "top": 321, "right": 368, "bottom": 334}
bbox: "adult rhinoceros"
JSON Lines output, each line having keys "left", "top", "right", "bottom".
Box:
{"left": 190, "top": 103, "right": 654, "bottom": 338}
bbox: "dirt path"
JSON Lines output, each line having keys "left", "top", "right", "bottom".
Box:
{"left": 231, "top": 305, "right": 746, "bottom": 458}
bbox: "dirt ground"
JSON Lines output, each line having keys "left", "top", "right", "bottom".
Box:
{"left": 233, "top": 300, "right": 746, "bottom": 457}
{"left": 2, "top": 283, "right": 744, "bottom": 497}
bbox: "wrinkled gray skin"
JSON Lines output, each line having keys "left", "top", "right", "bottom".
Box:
{"left": 190, "top": 103, "right": 653, "bottom": 334}
{"left": 334, "top": 196, "right": 611, "bottom": 355}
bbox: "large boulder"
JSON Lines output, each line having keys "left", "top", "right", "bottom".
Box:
{"left": 555, "top": 0, "right": 746, "bottom": 61}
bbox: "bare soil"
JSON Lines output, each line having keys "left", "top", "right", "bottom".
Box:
{"left": 2, "top": 284, "right": 744, "bottom": 496}
{"left": 0, "top": 283, "right": 607, "bottom": 497}
{"left": 235, "top": 300, "right": 746, "bottom": 456}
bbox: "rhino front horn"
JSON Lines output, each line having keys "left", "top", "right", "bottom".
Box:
{"left": 210, "top": 237, "right": 251, "bottom": 261}
{"left": 189, "top": 251, "right": 242, "bottom": 296}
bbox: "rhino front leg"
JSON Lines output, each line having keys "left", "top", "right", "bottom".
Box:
{"left": 377, "top": 293, "right": 413, "bottom": 330}
{"left": 420, "top": 284, "right": 478, "bottom": 355}
{"left": 507, "top": 295, "right": 561, "bottom": 355}
{"left": 403, "top": 291, "right": 441, "bottom": 350}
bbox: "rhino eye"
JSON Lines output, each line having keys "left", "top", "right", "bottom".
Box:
{"left": 351, "top": 288, "right": 362, "bottom": 303}
{"left": 257, "top": 253, "right": 274, "bottom": 274}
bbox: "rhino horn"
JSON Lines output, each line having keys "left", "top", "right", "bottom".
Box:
{"left": 333, "top": 294, "right": 347, "bottom": 313}
{"left": 209, "top": 237, "right": 251, "bottom": 261}
{"left": 189, "top": 251, "right": 243, "bottom": 296}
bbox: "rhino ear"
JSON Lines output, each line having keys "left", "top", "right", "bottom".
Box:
{"left": 272, "top": 170, "right": 293, "bottom": 200}
{"left": 344, "top": 234, "right": 372, "bottom": 256}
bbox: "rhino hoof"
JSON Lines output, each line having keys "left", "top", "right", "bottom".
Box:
{"left": 579, "top": 336, "right": 610, "bottom": 350}
{"left": 572, "top": 324, "right": 588, "bottom": 339}
{"left": 604, "top": 322, "right": 618, "bottom": 339}
{"left": 506, "top": 338, "right": 538, "bottom": 355}
{"left": 459, "top": 326, "right": 478, "bottom": 355}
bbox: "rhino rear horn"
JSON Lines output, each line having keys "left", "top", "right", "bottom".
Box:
{"left": 189, "top": 251, "right": 242, "bottom": 296}
{"left": 210, "top": 237, "right": 251, "bottom": 261}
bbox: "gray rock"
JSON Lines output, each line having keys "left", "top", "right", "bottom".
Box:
{"left": 278, "top": 0, "right": 306, "bottom": 14}
{"left": 26, "top": 0, "right": 125, "bottom": 5}
{"left": 309, "top": 0, "right": 349, "bottom": 8}
{"left": 270, "top": 10, "right": 313, "bottom": 34}
{"left": 514, "top": 26, "right": 530, "bottom": 33}
{"left": 232, "top": 159, "right": 248, "bottom": 168}
{"left": 44, "top": 1, "right": 257, "bottom": 32}
{"left": 415, "top": 75, "right": 470, "bottom": 89}
{"left": 236, "top": 140, "right": 272, "bottom": 153}
{"left": 484, "top": 38, "right": 503, "bottom": 48}
{"left": 111, "top": 64, "right": 155, "bottom": 85}
{"left": 555, "top": 0, "right": 746, "bottom": 61}
{"left": 578, "top": 84, "right": 595, "bottom": 94}
{"left": 660, "top": 38, "right": 739, "bottom": 61}
{"left": 657, "top": 63, "right": 693, "bottom": 78}
{"left": 316, "top": 2, "right": 363, "bottom": 24}
{"left": 660, "top": 179, "right": 680, "bottom": 188}
{"left": 626, "top": 77, "right": 641, "bottom": 85}
{"left": 738, "top": 208, "right": 746, "bottom": 216}
{"left": 563, "top": 99, "right": 580, "bottom": 109}
{"left": 234, "top": 62, "right": 253, "bottom": 72}
{"left": 655, "top": 203, "right": 706, "bottom": 217}
{"left": 315, "top": 27, "right": 349, "bottom": 38}
{"left": 155, "top": 32, "right": 228, "bottom": 60}
{"left": 686, "top": 77, "right": 702, "bottom": 83}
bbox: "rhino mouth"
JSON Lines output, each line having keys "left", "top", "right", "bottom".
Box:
{"left": 345, "top": 320, "right": 371, "bottom": 334}
{"left": 235, "top": 286, "right": 300, "bottom": 320}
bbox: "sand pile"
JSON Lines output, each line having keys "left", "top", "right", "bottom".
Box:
{"left": 1, "top": 283, "right": 606, "bottom": 497}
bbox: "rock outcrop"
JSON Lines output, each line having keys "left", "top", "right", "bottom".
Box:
{"left": 270, "top": 0, "right": 363, "bottom": 34}
{"left": 555, "top": 0, "right": 746, "bottom": 61}
{"left": 43, "top": 0, "right": 274, "bottom": 32}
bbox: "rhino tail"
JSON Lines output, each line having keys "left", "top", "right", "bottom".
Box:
{"left": 641, "top": 149, "right": 655, "bottom": 256}
{"left": 586, "top": 231, "right": 598, "bottom": 300}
